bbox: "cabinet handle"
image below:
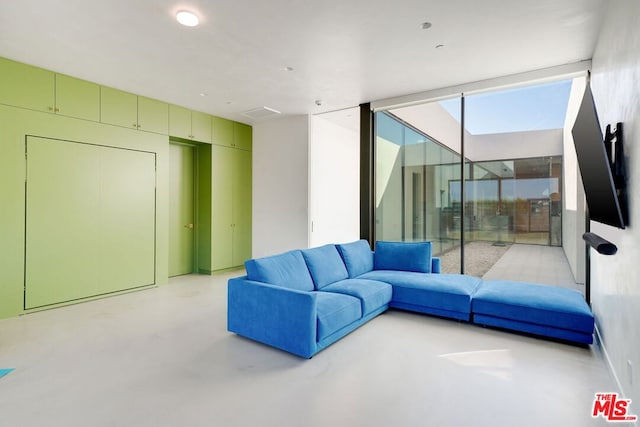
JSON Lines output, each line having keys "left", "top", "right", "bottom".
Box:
{"left": 55, "top": 107, "right": 60, "bottom": 112}
{"left": 48, "top": 106, "right": 54, "bottom": 111}
{"left": 133, "top": 123, "right": 137, "bottom": 128}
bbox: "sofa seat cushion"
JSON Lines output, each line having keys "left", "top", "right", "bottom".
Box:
{"left": 301, "top": 244, "right": 349, "bottom": 289}
{"left": 359, "top": 271, "right": 482, "bottom": 319}
{"left": 315, "top": 292, "right": 362, "bottom": 342}
{"left": 321, "top": 279, "right": 392, "bottom": 316}
{"left": 336, "top": 240, "right": 374, "bottom": 278}
{"left": 374, "top": 241, "right": 433, "bottom": 273}
{"left": 245, "top": 250, "right": 314, "bottom": 292}
{"left": 472, "top": 280, "right": 595, "bottom": 337}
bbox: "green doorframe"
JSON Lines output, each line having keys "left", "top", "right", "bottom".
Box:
{"left": 168, "top": 140, "right": 212, "bottom": 276}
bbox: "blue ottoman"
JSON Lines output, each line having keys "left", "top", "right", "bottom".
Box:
{"left": 472, "top": 280, "right": 594, "bottom": 344}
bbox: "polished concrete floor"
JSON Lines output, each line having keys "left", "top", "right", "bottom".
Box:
{"left": 0, "top": 271, "right": 615, "bottom": 426}
{"left": 483, "top": 244, "right": 585, "bottom": 293}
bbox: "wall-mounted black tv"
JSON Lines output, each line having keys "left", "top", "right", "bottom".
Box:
{"left": 571, "top": 83, "right": 627, "bottom": 229}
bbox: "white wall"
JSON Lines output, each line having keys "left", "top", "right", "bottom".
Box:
{"left": 590, "top": 0, "right": 640, "bottom": 405}
{"left": 466, "top": 129, "right": 563, "bottom": 162}
{"left": 252, "top": 115, "right": 310, "bottom": 257}
{"left": 562, "top": 77, "right": 587, "bottom": 284}
{"left": 393, "top": 101, "right": 463, "bottom": 154}
{"left": 308, "top": 110, "right": 360, "bottom": 247}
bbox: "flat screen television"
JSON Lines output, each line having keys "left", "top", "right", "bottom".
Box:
{"left": 571, "top": 83, "right": 627, "bottom": 229}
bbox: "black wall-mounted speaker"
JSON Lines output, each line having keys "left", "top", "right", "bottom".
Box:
{"left": 583, "top": 232, "right": 618, "bottom": 255}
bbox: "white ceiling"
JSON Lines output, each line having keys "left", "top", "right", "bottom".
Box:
{"left": 0, "top": 0, "right": 605, "bottom": 125}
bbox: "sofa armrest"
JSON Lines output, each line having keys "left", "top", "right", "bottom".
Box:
{"left": 227, "top": 276, "right": 317, "bottom": 358}
{"left": 431, "top": 257, "right": 441, "bottom": 274}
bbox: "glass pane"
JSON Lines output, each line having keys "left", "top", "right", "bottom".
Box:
{"left": 463, "top": 80, "right": 570, "bottom": 279}
{"left": 376, "top": 97, "right": 462, "bottom": 274}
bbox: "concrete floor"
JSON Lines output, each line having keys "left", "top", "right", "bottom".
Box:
{"left": 483, "top": 244, "right": 585, "bottom": 293}
{"left": 0, "top": 271, "right": 615, "bottom": 427}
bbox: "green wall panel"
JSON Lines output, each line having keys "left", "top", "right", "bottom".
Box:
{"left": 196, "top": 144, "right": 212, "bottom": 273}
{"left": 0, "top": 105, "right": 168, "bottom": 319}
{"left": 211, "top": 145, "right": 234, "bottom": 270}
{"left": 25, "top": 137, "right": 156, "bottom": 308}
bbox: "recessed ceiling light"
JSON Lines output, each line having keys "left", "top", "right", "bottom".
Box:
{"left": 199, "top": 92, "right": 207, "bottom": 97}
{"left": 421, "top": 22, "right": 432, "bottom": 30}
{"left": 436, "top": 44, "right": 445, "bottom": 49}
{"left": 176, "top": 11, "right": 199, "bottom": 27}
{"left": 281, "top": 66, "right": 295, "bottom": 72}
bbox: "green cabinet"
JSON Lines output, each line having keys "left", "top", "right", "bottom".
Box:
{"left": 234, "top": 122, "right": 253, "bottom": 151}
{"left": 0, "top": 57, "right": 54, "bottom": 112}
{"left": 212, "top": 116, "right": 234, "bottom": 147}
{"left": 101, "top": 87, "right": 137, "bottom": 129}
{"left": 138, "top": 96, "right": 169, "bottom": 134}
{"left": 211, "top": 117, "right": 252, "bottom": 150}
{"left": 0, "top": 58, "right": 100, "bottom": 121}
{"left": 169, "top": 105, "right": 212, "bottom": 142}
{"left": 211, "top": 145, "right": 252, "bottom": 270}
{"left": 55, "top": 74, "right": 100, "bottom": 121}
{"left": 101, "top": 87, "right": 168, "bottom": 134}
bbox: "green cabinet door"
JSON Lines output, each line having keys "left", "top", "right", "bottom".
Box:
{"left": 169, "top": 104, "right": 192, "bottom": 139}
{"left": 138, "top": 96, "right": 168, "bottom": 134}
{"left": 212, "top": 116, "right": 234, "bottom": 147}
{"left": 232, "top": 149, "right": 252, "bottom": 265}
{"left": 0, "top": 57, "right": 54, "bottom": 112}
{"left": 191, "top": 111, "right": 212, "bottom": 143}
{"left": 55, "top": 74, "right": 100, "bottom": 121}
{"left": 211, "top": 145, "right": 234, "bottom": 270}
{"left": 101, "top": 87, "right": 138, "bottom": 129}
{"left": 234, "top": 122, "right": 253, "bottom": 151}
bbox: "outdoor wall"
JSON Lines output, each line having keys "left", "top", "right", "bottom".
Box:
{"left": 252, "top": 115, "right": 310, "bottom": 257}
{"left": 392, "top": 101, "right": 462, "bottom": 154}
{"left": 308, "top": 110, "right": 360, "bottom": 247}
{"left": 466, "top": 129, "right": 563, "bottom": 162}
{"left": 562, "top": 77, "right": 587, "bottom": 284}
{"left": 590, "top": 0, "right": 640, "bottom": 405}
{"left": 375, "top": 136, "right": 403, "bottom": 241}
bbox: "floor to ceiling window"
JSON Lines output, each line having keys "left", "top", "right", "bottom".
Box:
{"left": 375, "top": 99, "right": 462, "bottom": 273}
{"left": 374, "top": 79, "right": 572, "bottom": 277}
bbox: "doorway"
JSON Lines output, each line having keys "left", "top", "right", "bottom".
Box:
{"left": 169, "top": 143, "right": 195, "bottom": 276}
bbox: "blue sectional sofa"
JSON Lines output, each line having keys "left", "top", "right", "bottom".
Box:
{"left": 227, "top": 240, "right": 594, "bottom": 358}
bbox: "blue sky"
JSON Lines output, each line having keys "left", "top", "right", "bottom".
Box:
{"left": 440, "top": 79, "right": 572, "bottom": 135}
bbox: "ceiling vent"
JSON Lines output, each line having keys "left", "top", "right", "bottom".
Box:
{"left": 241, "top": 106, "right": 281, "bottom": 120}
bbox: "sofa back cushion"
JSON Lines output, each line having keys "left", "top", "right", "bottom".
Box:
{"left": 373, "top": 241, "right": 432, "bottom": 273}
{"left": 244, "top": 250, "right": 314, "bottom": 291}
{"left": 336, "top": 240, "right": 374, "bottom": 278}
{"left": 301, "top": 245, "right": 349, "bottom": 289}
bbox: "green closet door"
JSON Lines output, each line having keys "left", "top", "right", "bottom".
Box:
{"left": 232, "top": 149, "right": 252, "bottom": 265}
{"left": 25, "top": 137, "right": 156, "bottom": 309}
{"left": 169, "top": 144, "right": 195, "bottom": 276}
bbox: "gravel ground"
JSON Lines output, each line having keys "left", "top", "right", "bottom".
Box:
{"left": 438, "top": 241, "right": 512, "bottom": 277}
